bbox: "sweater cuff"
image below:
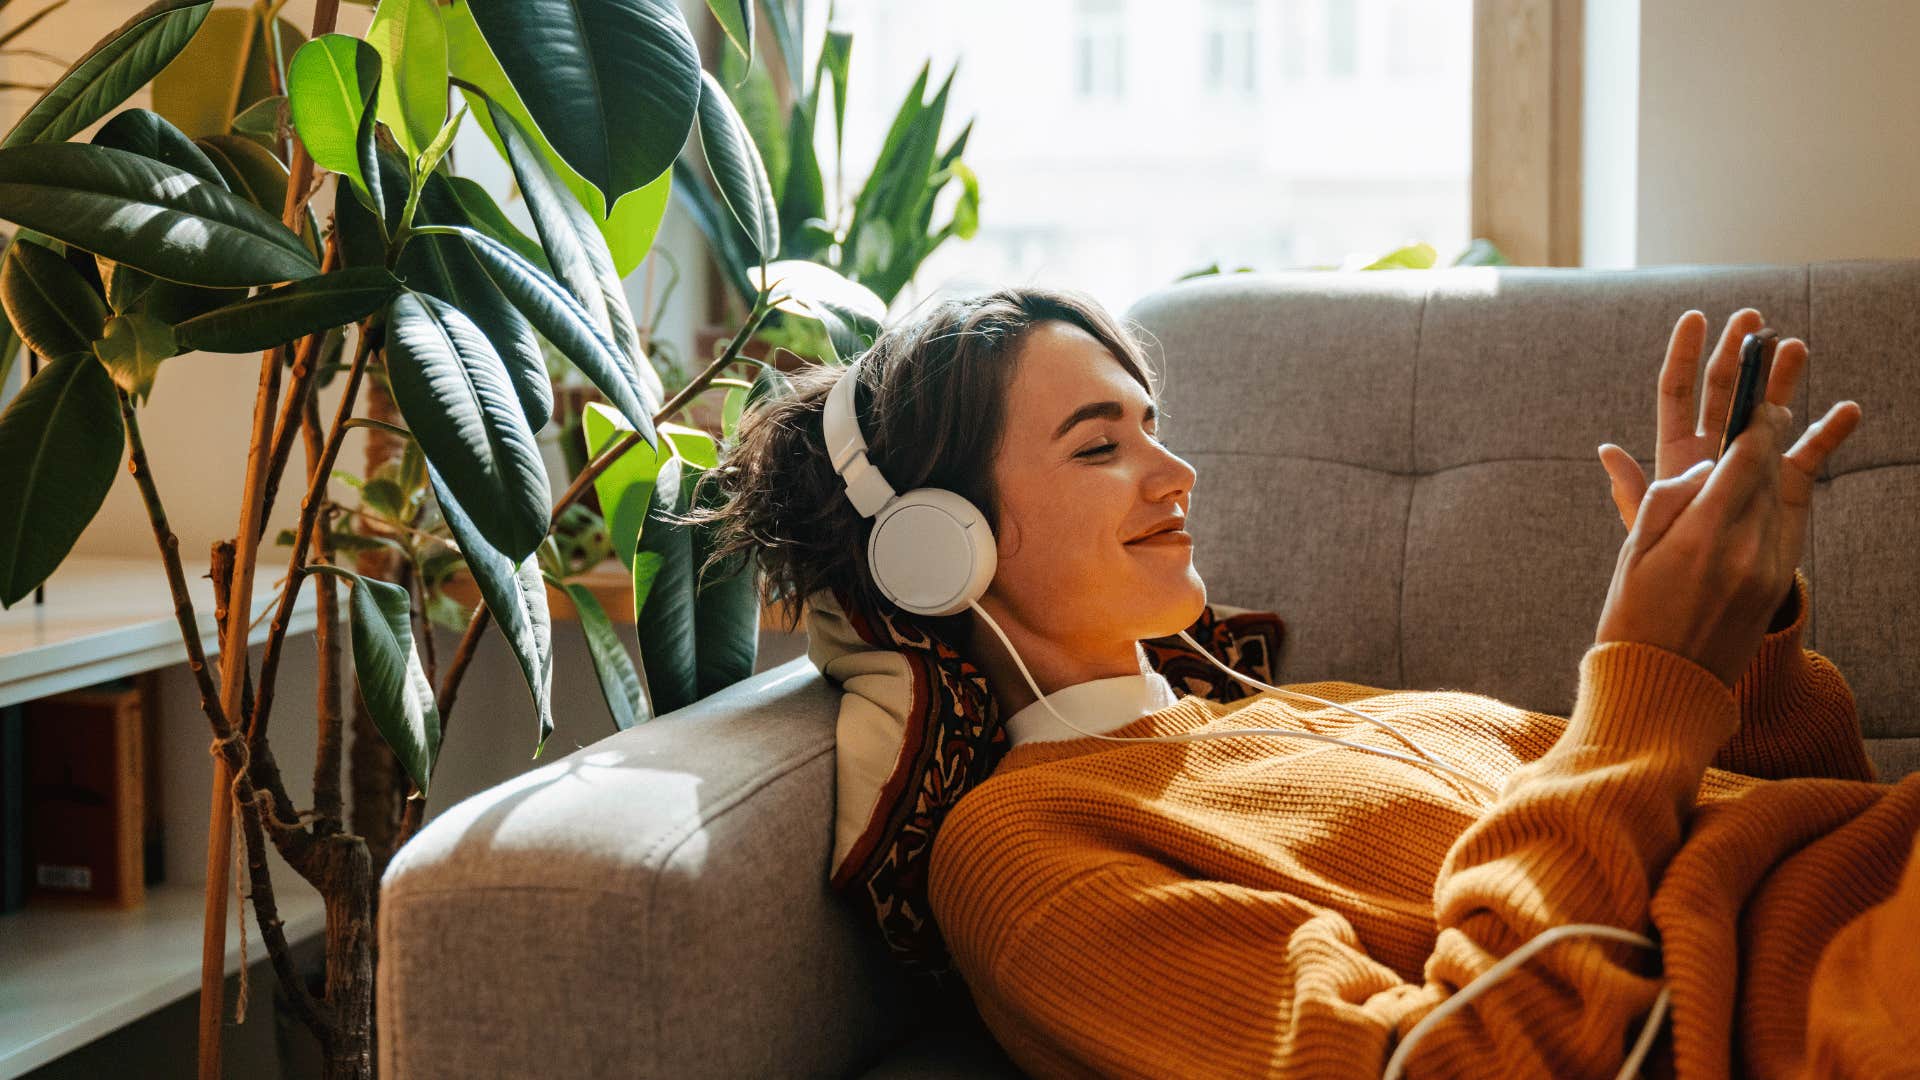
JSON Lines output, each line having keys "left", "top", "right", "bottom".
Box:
{"left": 1741, "top": 569, "right": 1813, "bottom": 691}
{"left": 1560, "top": 639, "right": 1740, "bottom": 774}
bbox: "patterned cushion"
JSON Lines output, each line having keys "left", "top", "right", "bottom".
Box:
{"left": 805, "top": 589, "right": 1286, "bottom": 982}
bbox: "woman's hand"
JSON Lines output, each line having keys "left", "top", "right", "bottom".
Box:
{"left": 1597, "top": 308, "right": 1862, "bottom": 620}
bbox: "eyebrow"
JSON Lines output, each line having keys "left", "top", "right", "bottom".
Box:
{"left": 1051, "top": 399, "right": 1157, "bottom": 441}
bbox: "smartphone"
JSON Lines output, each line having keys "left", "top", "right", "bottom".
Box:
{"left": 1718, "top": 328, "right": 1779, "bottom": 460}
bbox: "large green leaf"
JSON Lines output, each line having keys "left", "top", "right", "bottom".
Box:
{"left": 427, "top": 464, "right": 554, "bottom": 753}
{"left": 632, "top": 454, "right": 695, "bottom": 714}
{"left": 695, "top": 70, "right": 779, "bottom": 263}
{"left": 478, "top": 96, "right": 658, "bottom": 404}
{"left": 818, "top": 26, "right": 852, "bottom": 159}
{"left": 384, "top": 290, "right": 550, "bottom": 560}
{"left": 443, "top": 1, "right": 669, "bottom": 279}
{"left": 0, "top": 143, "right": 319, "bottom": 287}
{"left": 288, "top": 34, "right": 383, "bottom": 219}
{"left": 433, "top": 223, "right": 656, "bottom": 444}
{"left": 563, "top": 580, "right": 647, "bottom": 731}
{"left": 2, "top": 1, "right": 214, "bottom": 149}
{"left": 689, "top": 463, "right": 757, "bottom": 696}
{"left": 464, "top": 0, "right": 699, "bottom": 207}
{"left": 0, "top": 353, "right": 124, "bottom": 607}
{"left": 777, "top": 94, "right": 826, "bottom": 260}
{"left": 90, "top": 109, "right": 241, "bottom": 321}
{"left": 149, "top": 8, "right": 307, "bottom": 140}
{"left": 195, "top": 134, "right": 321, "bottom": 259}
{"left": 92, "top": 311, "right": 175, "bottom": 403}
{"left": 399, "top": 177, "right": 551, "bottom": 430}
{"left": 0, "top": 238, "right": 107, "bottom": 360}
{"left": 308, "top": 564, "right": 440, "bottom": 795}
{"left": 442, "top": 174, "right": 548, "bottom": 273}
{"left": 749, "top": 259, "right": 883, "bottom": 363}
{"left": 366, "top": 0, "right": 448, "bottom": 161}
{"left": 172, "top": 267, "right": 398, "bottom": 353}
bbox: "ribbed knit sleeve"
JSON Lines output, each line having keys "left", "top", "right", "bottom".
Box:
{"left": 1801, "top": 827, "right": 1920, "bottom": 1078}
{"left": 1711, "top": 570, "right": 1876, "bottom": 781}
{"left": 1387, "top": 640, "right": 1741, "bottom": 1078}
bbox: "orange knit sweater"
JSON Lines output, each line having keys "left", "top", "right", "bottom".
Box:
{"left": 927, "top": 571, "right": 1920, "bottom": 1078}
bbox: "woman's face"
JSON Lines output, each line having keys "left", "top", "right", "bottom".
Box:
{"left": 985, "top": 321, "right": 1207, "bottom": 653}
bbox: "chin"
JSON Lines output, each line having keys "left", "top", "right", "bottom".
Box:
{"left": 1141, "top": 570, "right": 1209, "bottom": 638}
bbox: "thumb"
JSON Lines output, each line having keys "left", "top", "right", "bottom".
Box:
{"left": 1631, "top": 458, "right": 1714, "bottom": 549}
{"left": 1598, "top": 444, "right": 1646, "bottom": 530}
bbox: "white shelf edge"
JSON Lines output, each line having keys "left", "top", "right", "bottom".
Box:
{"left": 0, "top": 882, "right": 328, "bottom": 1078}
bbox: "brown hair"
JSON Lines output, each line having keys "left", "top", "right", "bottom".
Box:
{"left": 682, "top": 285, "right": 1159, "bottom": 641}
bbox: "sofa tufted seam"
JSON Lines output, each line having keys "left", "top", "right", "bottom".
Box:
{"left": 646, "top": 739, "right": 837, "bottom": 1077}
{"left": 1399, "top": 282, "right": 1431, "bottom": 689}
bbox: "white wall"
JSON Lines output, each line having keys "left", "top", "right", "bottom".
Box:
{"left": 1587, "top": 0, "right": 1920, "bottom": 268}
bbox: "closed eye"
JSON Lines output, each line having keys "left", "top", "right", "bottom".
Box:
{"left": 1076, "top": 443, "right": 1117, "bottom": 458}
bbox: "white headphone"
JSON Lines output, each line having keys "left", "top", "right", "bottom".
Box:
{"left": 820, "top": 350, "right": 1666, "bottom": 1076}
{"left": 822, "top": 355, "right": 997, "bottom": 617}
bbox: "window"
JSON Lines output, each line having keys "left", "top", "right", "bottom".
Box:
{"left": 1326, "top": 0, "right": 1358, "bottom": 77}
{"left": 1204, "top": 0, "right": 1257, "bottom": 97}
{"left": 1074, "top": 0, "right": 1126, "bottom": 100}
{"left": 1279, "top": 0, "right": 1307, "bottom": 81}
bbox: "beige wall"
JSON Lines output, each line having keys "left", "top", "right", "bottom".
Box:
{"left": 1591, "top": 0, "right": 1920, "bottom": 268}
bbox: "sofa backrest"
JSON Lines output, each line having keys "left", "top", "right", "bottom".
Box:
{"left": 1126, "top": 259, "right": 1920, "bottom": 779}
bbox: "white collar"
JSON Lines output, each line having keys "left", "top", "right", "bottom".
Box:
{"left": 1004, "top": 671, "right": 1180, "bottom": 747}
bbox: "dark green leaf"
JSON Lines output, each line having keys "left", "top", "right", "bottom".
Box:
{"left": 195, "top": 133, "right": 321, "bottom": 258}
{"left": 427, "top": 463, "right": 554, "bottom": 751}
{"left": 149, "top": 8, "right": 307, "bottom": 140}
{"left": 632, "top": 454, "right": 694, "bottom": 714}
{"left": 0, "top": 353, "right": 124, "bottom": 607}
{"left": 694, "top": 70, "right": 779, "bottom": 262}
{"left": 0, "top": 142, "right": 319, "bottom": 287}
{"left": 690, "top": 467, "right": 757, "bottom": 696}
{"left": 465, "top": 0, "right": 700, "bottom": 206}
{"left": 172, "top": 266, "right": 398, "bottom": 353}
{"left": 479, "top": 95, "right": 658, "bottom": 404}
{"left": 399, "top": 196, "right": 551, "bottom": 431}
{"left": 91, "top": 107, "right": 223, "bottom": 186}
{"left": 309, "top": 563, "right": 440, "bottom": 795}
{"left": 0, "top": 238, "right": 107, "bottom": 360}
{"left": 432, "top": 223, "right": 656, "bottom": 444}
{"left": 229, "top": 94, "right": 285, "bottom": 139}
{"left": 564, "top": 581, "right": 647, "bottom": 731}
{"left": 441, "top": 174, "right": 548, "bottom": 273}
{"left": 817, "top": 27, "right": 852, "bottom": 156}
{"left": 2, "top": 1, "right": 214, "bottom": 148}
{"left": 777, "top": 94, "right": 825, "bottom": 259}
{"left": 755, "top": 0, "right": 803, "bottom": 99}
{"left": 384, "top": 289, "right": 550, "bottom": 559}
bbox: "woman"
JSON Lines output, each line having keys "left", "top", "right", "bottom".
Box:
{"left": 693, "top": 287, "right": 1919, "bottom": 1078}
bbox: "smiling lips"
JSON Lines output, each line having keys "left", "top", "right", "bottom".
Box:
{"left": 1126, "top": 519, "right": 1190, "bottom": 546}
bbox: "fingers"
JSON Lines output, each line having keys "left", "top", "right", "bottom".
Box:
{"left": 1766, "top": 336, "right": 1809, "bottom": 408}
{"left": 1696, "top": 308, "right": 1768, "bottom": 445}
{"left": 1785, "top": 399, "right": 1865, "bottom": 484}
{"left": 1695, "top": 401, "right": 1793, "bottom": 521}
{"left": 1632, "top": 457, "right": 1715, "bottom": 549}
{"left": 1657, "top": 310, "right": 1709, "bottom": 465}
{"left": 1599, "top": 443, "right": 1647, "bottom": 528}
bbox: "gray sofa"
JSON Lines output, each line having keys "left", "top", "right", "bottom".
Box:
{"left": 376, "top": 259, "right": 1920, "bottom": 1078}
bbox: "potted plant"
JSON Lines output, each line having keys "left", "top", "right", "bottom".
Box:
{"left": 0, "top": 0, "right": 871, "bottom": 1075}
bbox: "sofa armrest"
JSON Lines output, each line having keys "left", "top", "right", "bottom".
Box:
{"left": 377, "top": 657, "right": 916, "bottom": 1079}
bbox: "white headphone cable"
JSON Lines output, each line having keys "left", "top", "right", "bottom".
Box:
{"left": 966, "top": 600, "right": 1497, "bottom": 802}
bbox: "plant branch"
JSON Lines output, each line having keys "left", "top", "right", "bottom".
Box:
{"left": 258, "top": 229, "right": 344, "bottom": 534}
{"left": 249, "top": 318, "right": 380, "bottom": 745}
{"left": 305, "top": 396, "right": 345, "bottom": 837}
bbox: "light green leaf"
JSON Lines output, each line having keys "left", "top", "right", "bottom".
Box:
{"left": 288, "top": 34, "right": 382, "bottom": 217}
{"left": 384, "top": 289, "right": 550, "bottom": 560}
{"left": 367, "top": 0, "right": 448, "bottom": 160}
{"left": 308, "top": 563, "right": 440, "bottom": 795}
{"left": 0, "top": 353, "right": 124, "bottom": 607}
{"left": 0, "top": 142, "right": 319, "bottom": 287}
{"left": 1361, "top": 242, "right": 1439, "bottom": 270}
{"left": 721, "top": 384, "right": 746, "bottom": 442}
{"left": 582, "top": 400, "right": 664, "bottom": 566}
{"left": 2, "top": 0, "right": 214, "bottom": 148}
{"left": 706, "top": 0, "right": 752, "bottom": 67}
{"left": 92, "top": 312, "right": 176, "bottom": 403}
{"left": 564, "top": 581, "right": 647, "bottom": 731}
{"left": 230, "top": 95, "right": 286, "bottom": 140}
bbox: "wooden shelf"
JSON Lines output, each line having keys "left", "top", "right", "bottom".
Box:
{"left": 0, "top": 882, "right": 326, "bottom": 1077}
{"left": 0, "top": 555, "right": 317, "bottom": 709}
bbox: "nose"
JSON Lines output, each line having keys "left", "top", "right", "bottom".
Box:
{"left": 1146, "top": 438, "right": 1197, "bottom": 503}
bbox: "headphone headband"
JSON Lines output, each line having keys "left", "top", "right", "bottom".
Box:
{"left": 822, "top": 358, "right": 899, "bottom": 518}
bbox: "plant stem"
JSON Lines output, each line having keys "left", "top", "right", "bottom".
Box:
{"left": 399, "top": 296, "right": 773, "bottom": 847}
{"left": 199, "top": 0, "right": 340, "bottom": 1072}
{"left": 306, "top": 396, "right": 345, "bottom": 837}
{"left": 259, "top": 230, "right": 344, "bottom": 533}
{"left": 250, "top": 318, "right": 379, "bottom": 746}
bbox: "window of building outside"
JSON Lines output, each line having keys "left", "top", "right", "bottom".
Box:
{"left": 792, "top": 0, "right": 1472, "bottom": 319}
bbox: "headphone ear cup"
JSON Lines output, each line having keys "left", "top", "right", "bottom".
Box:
{"left": 867, "top": 487, "right": 997, "bottom": 617}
